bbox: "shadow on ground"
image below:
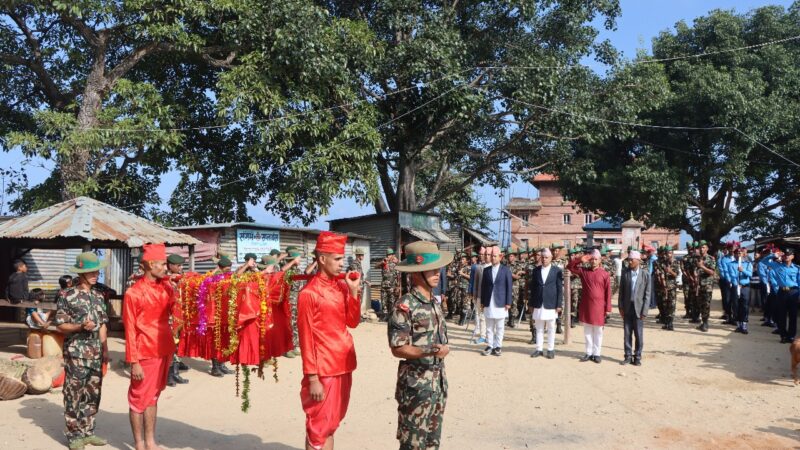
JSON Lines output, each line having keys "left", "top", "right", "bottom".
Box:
{"left": 17, "top": 397, "right": 302, "bottom": 450}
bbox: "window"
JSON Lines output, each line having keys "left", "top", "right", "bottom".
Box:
{"left": 584, "top": 214, "right": 593, "bottom": 224}
{"left": 651, "top": 241, "right": 659, "bottom": 248}
{"left": 563, "top": 214, "right": 571, "bottom": 225}
{"left": 521, "top": 238, "right": 529, "bottom": 248}
{"left": 521, "top": 213, "right": 529, "bottom": 223}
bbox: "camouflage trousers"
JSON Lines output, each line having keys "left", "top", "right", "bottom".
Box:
{"left": 570, "top": 288, "right": 581, "bottom": 319}
{"left": 447, "top": 287, "right": 466, "bottom": 317}
{"left": 289, "top": 289, "right": 300, "bottom": 348}
{"left": 698, "top": 286, "right": 713, "bottom": 321}
{"left": 382, "top": 287, "right": 398, "bottom": 316}
{"left": 63, "top": 357, "right": 103, "bottom": 441}
{"left": 395, "top": 361, "right": 447, "bottom": 450}
{"left": 682, "top": 286, "right": 692, "bottom": 316}
{"left": 660, "top": 287, "right": 677, "bottom": 321}
{"left": 509, "top": 285, "right": 520, "bottom": 323}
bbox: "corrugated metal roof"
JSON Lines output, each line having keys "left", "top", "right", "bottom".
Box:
{"left": 0, "top": 197, "right": 201, "bottom": 247}
{"left": 171, "top": 222, "right": 373, "bottom": 241}
{"left": 403, "top": 227, "right": 453, "bottom": 244}
{"left": 464, "top": 227, "right": 497, "bottom": 245}
{"left": 583, "top": 219, "right": 623, "bottom": 232}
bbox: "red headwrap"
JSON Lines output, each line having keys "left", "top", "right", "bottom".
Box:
{"left": 315, "top": 231, "right": 346, "bottom": 254}
{"left": 142, "top": 243, "right": 167, "bottom": 261}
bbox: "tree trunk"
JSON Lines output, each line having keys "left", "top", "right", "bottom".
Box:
{"left": 395, "top": 156, "right": 417, "bottom": 211}
{"left": 59, "top": 55, "right": 107, "bottom": 200}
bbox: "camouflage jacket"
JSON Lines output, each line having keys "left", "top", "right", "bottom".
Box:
{"left": 55, "top": 287, "right": 108, "bottom": 361}
{"left": 681, "top": 255, "right": 696, "bottom": 287}
{"left": 382, "top": 259, "right": 399, "bottom": 289}
{"left": 457, "top": 265, "right": 470, "bottom": 291}
{"left": 697, "top": 255, "right": 717, "bottom": 287}
{"left": 389, "top": 288, "right": 448, "bottom": 364}
{"left": 656, "top": 259, "right": 681, "bottom": 288}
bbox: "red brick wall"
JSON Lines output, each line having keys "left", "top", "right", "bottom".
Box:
{"left": 509, "top": 181, "right": 679, "bottom": 248}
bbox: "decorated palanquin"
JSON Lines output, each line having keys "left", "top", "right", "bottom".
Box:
{"left": 175, "top": 271, "right": 295, "bottom": 411}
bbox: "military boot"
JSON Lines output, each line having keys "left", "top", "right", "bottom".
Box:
{"left": 667, "top": 318, "right": 675, "bottom": 331}
{"left": 741, "top": 322, "right": 749, "bottom": 334}
{"left": 529, "top": 327, "right": 537, "bottom": 345}
{"left": 167, "top": 368, "right": 177, "bottom": 387}
{"left": 218, "top": 361, "right": 234, "bottom": 375}
{"left": 555, "top": 318, "right": 563, "bottom": 335}
{"left": 698, "top": 320, "right": 709, "bottom": 332}
{"left": 209, "top": 360, "right": 224, "bottom": 377}
{"left": 173, "top": 361, "right": 189, "bottom": 384}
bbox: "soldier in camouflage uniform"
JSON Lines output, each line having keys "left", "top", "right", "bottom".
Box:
{"left": 601, "top": 247, "right": 618, "bottom": 296}
{"left": 348, "top": 247, "right": 367, "bottom": 299}
{"left": 454, "top": 254, "right": 471, "bottom": 326}
{"left": 653, "top": 247, "right": 667, "bottom": 323}
{"left": 380, "top": 248, "right": 400, "bottom": 320}
{"left": 445, "top": 256, "right": 459, "bottom": 320}
{"left": 695, "top": 240, "right": 717, "bottom": 332}
{"left": 389, "top": 241, "right": 451, "bottom": 450}
{"left": 526, "top": 248, "right": 541, "bottom": 343}
{"left": 569, "top": 247, "right": 584, "bottom": 328}
{"left": 55, "top": 252, "right": 109, "bottom": 450}
{"left": 658, "top": 246, "right": 681, "bottom": 330}
{"left": 279, "top": 246, "right": 314, "bottom": 358}
{"left": 680, "top": 242, "right": 696, "bottom": 320}
{"left": 507, "top": 250, "right": 522, "bottom": 328}
{"left": 550, "top": 244, "right": 567, "bottom": 334}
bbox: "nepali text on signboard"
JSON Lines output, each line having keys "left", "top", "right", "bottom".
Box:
{"left": 236, "top": 228, "right": 280, "bottom": 262}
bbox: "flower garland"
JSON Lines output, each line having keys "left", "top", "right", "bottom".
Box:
{"left": 241, "top": 366, "right": 251, "bottom": 413}
{"left": 212, "top": 277, "right": 233, "bottom": 353}
{"left": 196, "top": 272, "right": 225, "bottom": 336}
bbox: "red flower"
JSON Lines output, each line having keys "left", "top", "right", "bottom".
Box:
{"left": 415, "top": 255, "right": 424, "bottom": 264}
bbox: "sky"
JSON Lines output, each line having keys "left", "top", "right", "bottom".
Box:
{"left": 1, "top": 0, "right": 794, "bottom": 239}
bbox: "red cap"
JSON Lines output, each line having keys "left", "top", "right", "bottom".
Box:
{"left": 142, "top": 243, "right": 167, "bottom": 261}
{"left": 315, "top": 231, "right": 346, "bottom": 254}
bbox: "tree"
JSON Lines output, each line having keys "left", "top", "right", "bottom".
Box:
{"left": 1, "top": 0, "right": 378, "bottom": 224}
{"left": 222, "top": 0, "right": 623, "bottom": 223}
{"left": 550, "top": 4, "right": 800, "bottom": 246}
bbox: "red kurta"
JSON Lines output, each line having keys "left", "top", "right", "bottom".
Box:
{"left": 297, "top": 273, "right": 360, "bottom": 376}
{"left": 568, "top": 257, "right": 612, "bottom": 326}
{"left": 123, "top": 277, "right": 177, "bottom": 364}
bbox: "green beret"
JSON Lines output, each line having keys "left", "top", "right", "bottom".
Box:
{"left": 471, "top": 252, "right": 478, "bottom": 257}
{"left": 285, "top": 246, "right": 298, "bottom": 253}
{"left": 269, "top": 249, "right": 281, "bottom": 256}
{"left": 686, "top": 242, "right": 693, "bottom": 249}
{"left": 386, "top": 248, "right": 395, "bottom": 256}
{"left": 288, "top": 250, "right": 302, "bottom": 258}
{"left": 217, "top": 256, "right": 232, "bottom": 268}
{"left": 692, "top": 242, "right": 700, "bottom": 248}
{"left": 167, "top": 254, "right": 185, "bottom": 265}
{"left": 664, "top": 245, "right": 673, "bottom": 251}
{"left": 244, "top": 252, "right": 258, "bottom": 262}
{"left": 699, "top": 240, "right": 708, "bottom": 246}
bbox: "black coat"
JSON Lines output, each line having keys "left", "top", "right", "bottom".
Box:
{"left": 528, "top": 265, "right": 563, "bottom": 310}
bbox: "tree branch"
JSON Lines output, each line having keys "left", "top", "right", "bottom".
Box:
{"left": 59, "top": 13, "right": 103, "bottom": 47}
{"left": 107, "top": 42, "right": 170, "bottom": 84}
{"left": 376, "top": 154, "right": 397, "bottom": 208}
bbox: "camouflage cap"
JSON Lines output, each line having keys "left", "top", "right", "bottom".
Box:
{"left": 354, "top": 248, "right": 365, "bottom": 256}
{"left": 70, "top": 252, "right": 108, "bottom": 274}
{"left": 167, "top": 254, "right": 185, "bottom": 265}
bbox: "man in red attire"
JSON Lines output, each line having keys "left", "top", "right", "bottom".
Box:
{"left": 568, "top": 249, "right": 611, "bottom": 363}
{"left": 297, "top": 231, "right": 361, "bottom": 450}
{"left": 123, "top": 243, "right": 178, "bottom": 450}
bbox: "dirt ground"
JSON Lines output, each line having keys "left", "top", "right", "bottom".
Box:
{"left": 1, "top": 292, "right": 798, "bottom": 450}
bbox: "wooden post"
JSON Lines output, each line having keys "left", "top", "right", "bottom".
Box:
{"left": 188, "top": 245, "right": 195, "bottom": 272}
{"left": 564, "top": 269, "right": 571, "bottom": 344}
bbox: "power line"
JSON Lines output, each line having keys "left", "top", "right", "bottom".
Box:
{"left": 49, "top": 34, "right": 800, "bottom": 134}
{"left": 487, "top": 90, "right": 800, "bottom": 168}
{"left": 118, "top": 82, "right": 470, "bottom": 211}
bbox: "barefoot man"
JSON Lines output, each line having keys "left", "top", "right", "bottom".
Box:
{"left": 123, "top": 243, "right": 180, "bottom": 450}
{"left": 297, "top": 232, "right": 361, "bottom": 450}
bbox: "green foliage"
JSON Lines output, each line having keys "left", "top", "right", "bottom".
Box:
{"left": 551, "top": 3, "right": 800, "bottom": 243}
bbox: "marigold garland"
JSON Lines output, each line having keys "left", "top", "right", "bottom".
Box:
{"left": 241, "top": 366, "right": 251, "bottom": 413}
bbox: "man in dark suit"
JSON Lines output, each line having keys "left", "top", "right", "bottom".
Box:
{"left": 527, "top": 248, "right": 563, "bottom": 359}
{"left": 480, "top": 246, "right": 513, "bottom": 356}
{"left": 619, "top": 250, "right": 651, "bottom": 366}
